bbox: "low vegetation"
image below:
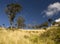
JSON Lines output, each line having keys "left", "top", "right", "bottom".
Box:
{"left": 0, "top": 26, "right": 60, "bottom": 44}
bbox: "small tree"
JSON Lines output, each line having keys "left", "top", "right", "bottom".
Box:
{"left": 52, "top": 22, "right": 56, "bottom": 25}
{"left": 5, "top": 3, "right": 22, "bottom": 29}
{"left": 28, "top": 24, "right": 32, "bottom": 29}
{"left": 17, "top": 16, "right": 26, "bottom": 29}
{"left": 48, "top": 18, "right": 53, "bottom": 26}
{"left": 40, "top": 22, "right": 48, "bottom": 28}
{"left": 3, "top": 24, "right": 5, "bottom": 28}
{"left": 48, "top": 18, "right": 53, "bottom": 23}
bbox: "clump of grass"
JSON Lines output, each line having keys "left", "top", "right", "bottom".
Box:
{"left": 24, "top": 35, "right": 30, "bottom": 39}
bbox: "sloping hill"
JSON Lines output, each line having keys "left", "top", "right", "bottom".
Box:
{"left": 38, "top": 26, "right": 60, "bottom": 44}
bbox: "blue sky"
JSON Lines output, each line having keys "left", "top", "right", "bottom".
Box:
{"left": 0, "top": 0, "right": 60, "bottom": 27}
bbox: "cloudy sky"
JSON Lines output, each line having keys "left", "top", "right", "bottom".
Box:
{"left": 0, "top": 0, "right": 60, "bottom": 27}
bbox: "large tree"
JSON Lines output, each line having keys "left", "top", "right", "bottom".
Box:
{"left": 5, "top": 3, "right": 22, "bottom": 28}
{"left": 17, "top": 16, "right": 26, "bottom": 28}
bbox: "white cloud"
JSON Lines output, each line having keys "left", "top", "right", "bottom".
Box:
{"left": 55, "top": 18, "right": 60, "bottom": 22}
{"left": 44, "top": 2, "right": 60, "bottom": 16}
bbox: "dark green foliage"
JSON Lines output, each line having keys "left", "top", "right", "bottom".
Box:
{"left": 2, "top": 24, "right": 5, "bottom": 27}
{"left": 39, "top": 22, "right": 48, "bottom": 29}
{"left": 17, "top": 16, "right": 26, "bottom": 28}
{"left": 30, "top": 35, "right": 39, "bottom": 44}
{"left": 39, "top": 27, "right": 60, "bottom": 44}
{"left": 24, "top": 35, "right": 29, "bottom": 39}
{"left": 5, "top": 3, "right": 22, "bottom": 28}
{"left": 52, "top": 22, "right": 56, "bottom": 25}
{"left": 48, "top": 18, "right": 53, "bottom": 23}
{"left": 6, "top": 3, "right": 22, "bottom": 14}
{"left": 32, "top": 21, "right": 48, "bottom": 29}
{"left": 52, "top": 22, "right": 60, "bottom": 26}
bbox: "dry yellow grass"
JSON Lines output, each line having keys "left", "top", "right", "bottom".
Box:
{"left": 0, "top": 28, "right": 46, "bottom": 44}
{"left": 0, "top": 26, "right": 60, "bottom": 44}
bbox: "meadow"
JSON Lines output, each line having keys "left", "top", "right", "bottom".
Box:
{"left": 0, "top": 26, "right": 60, "bottom": 44}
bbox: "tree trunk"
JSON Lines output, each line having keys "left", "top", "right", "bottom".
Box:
{"left": 10, "top": 22, "right": 13, "bottom": 29}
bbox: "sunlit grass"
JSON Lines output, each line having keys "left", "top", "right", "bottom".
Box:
{"left": 0, "top": 26, "right": 60, "bottom": 44}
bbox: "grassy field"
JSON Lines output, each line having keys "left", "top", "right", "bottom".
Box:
{"left": 0, "top": 26, "right": 60, "bottom": 44}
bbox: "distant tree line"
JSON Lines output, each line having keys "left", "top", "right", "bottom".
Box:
{"left": 32, "top": 18, "right": 60, "bottom": 29}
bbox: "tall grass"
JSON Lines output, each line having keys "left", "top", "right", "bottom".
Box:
{"left": 0, "top": 26, "right": 60, "bottom": 44}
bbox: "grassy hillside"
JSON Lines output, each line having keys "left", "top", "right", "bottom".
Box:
{"left": 39, "top": 26, "right": 60, "bottom": 44}
{"left": 0, "top": 26, "right": 60, "bottom": 44}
